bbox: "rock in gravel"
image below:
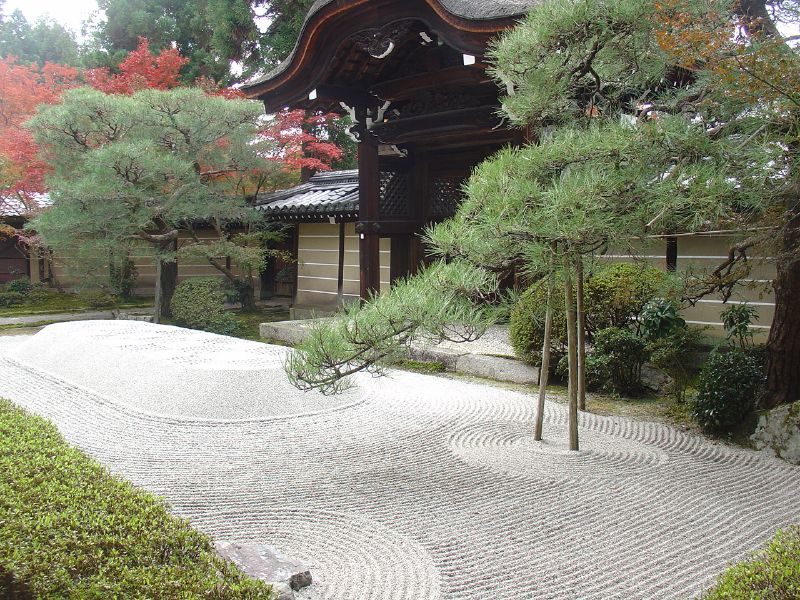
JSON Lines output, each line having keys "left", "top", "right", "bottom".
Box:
{"left": 270, "top": 582, "right": 295, "bottom": 600}
{"left": 214, "top": 542, "right": 312, "bottom": 592}
{"left": 751, "top": 401, "right": 800, "bottom": 464}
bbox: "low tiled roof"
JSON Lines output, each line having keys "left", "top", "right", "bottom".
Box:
{"left": 257, "top": 170, "right": 359, "bottom": 220}
{"left": 0, "top": 194, "right": 51, "bottom": 219}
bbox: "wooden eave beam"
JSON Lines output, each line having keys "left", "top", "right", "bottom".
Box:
{"left": 368, "top": 64, "right": 491, "bottom": 101}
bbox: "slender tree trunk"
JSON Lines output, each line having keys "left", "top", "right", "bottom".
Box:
{"left": 576, "top": 256, "right": 587, "bottom": 412}
{"left": 760, "top": 219, "right": 800, "bottom": 408}
{"left": 153, "top": 260, "right": 164, "bottom": 324}
{"left": 534, "top": 260, "right": 555, "bottom": 441}
{"left": 564, "top": 254, "right": 579, "bottom": 451}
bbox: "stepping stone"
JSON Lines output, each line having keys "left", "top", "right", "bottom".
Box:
{"left": 214, "top": 541, "right": 312, "bottom": 596}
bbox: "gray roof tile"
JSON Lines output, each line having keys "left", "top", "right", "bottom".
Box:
{"left": 257, "top": 170, "right": 360, "bottom": 219}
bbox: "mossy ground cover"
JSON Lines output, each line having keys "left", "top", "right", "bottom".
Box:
{"left": 0, "top": 290, "right": 151, "bottom": 318}
{"left": 0, "top": 399, "right": 273, "bottom": 599}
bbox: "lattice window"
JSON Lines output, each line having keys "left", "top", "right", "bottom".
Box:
{"left": 430, "top": 177, "right": 464, "bottom": 219}
{"left": 379, "top": 171, "right": 410, "bottom": 219}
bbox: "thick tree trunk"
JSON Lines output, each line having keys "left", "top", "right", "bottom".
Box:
{"left": 564, "top": 255, "right": 579, "bottom": 451}
{"left": 576, "top": 256, "right": 587, "bottom": 411}
{"left": 240, "top": 277, "right": 257, "bottom": 311}
{"left": 534, "top": 265, "right": 555, "bottom": 441}
{"left": 760, "top": 221, "right": 800, "bottom": 408}
{"left": 152, "top": 258, "right": 177, "bottom": 323}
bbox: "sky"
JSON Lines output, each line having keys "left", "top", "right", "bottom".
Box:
{"left": 4, "top": 0, "right": 100, "bottom": 35}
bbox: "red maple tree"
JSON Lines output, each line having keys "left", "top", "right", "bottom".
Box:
{"left": 260, "top": 109, "right": 344, "bottom": 173}
{"left": 0, "top": 58, "right": 79, "bottom": 217}
{"left": 85, "top": 38, "right": 188, "bottom": 94}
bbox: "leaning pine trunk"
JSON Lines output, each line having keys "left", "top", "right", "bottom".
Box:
{"left": 576, "top": 256, "right": 587, "bottom": 412}
{"left": 761, "top": 219, "right": 800, "bottom": 408}
{"left": 152, "top": 256, "right": 178, "bottom": 323}
{"left": 564, "top": 254, "right": 579, "bottom": 451}
{"left": 534, "top": 262, "right": 555, "bottom": 441}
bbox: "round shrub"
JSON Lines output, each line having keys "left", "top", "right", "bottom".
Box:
{"left": 172, "top": 278, "right": 237, "bottom": 336}
{"left": 692, "top": 349, "right": 762, "bottom": 434}
{"left": 585, "top": 263, "right": 668, "bottom": 333}
{"left": 5, "top": 277, "right": 31, "bottom": 295}
{"left": 509, "top": 278, "right": 567, "bottom": 365}
{"left": 591, "top": 326, "right": 649, "bottom": 395}
{"left": 0, "top": 291, "right": 26, "bottom": 307}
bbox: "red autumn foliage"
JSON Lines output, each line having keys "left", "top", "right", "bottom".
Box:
{"left": 0, "top": 58, "right": 79, "bottom": 215}
{"left": 260, "top": 109, "right": 344, "bottom": 173}
{"left": 0, "top": 39, "right": 345, "bottom": 222}
{"left": 86, "top": 37, "right": 188, "bottom": 94}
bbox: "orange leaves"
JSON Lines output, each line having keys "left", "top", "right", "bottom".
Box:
{"left": 653, "top": 0, "right": 800, "bottom": 106}
{"left": 86, "top": 38, "right": 188, "bottom": 94}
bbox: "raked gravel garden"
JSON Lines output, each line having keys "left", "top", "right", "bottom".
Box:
{"left": 1, "top": 320, "right": 799, "bottom": 599}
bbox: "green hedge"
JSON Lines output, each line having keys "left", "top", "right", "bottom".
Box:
{"left": 702, "top": 525, "right": 800, "bottom": 599}
{"left": 0, "top": 399, "right": 273, "bottom": 599}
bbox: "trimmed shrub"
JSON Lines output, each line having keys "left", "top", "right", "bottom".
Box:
{"left": 702, "top": 525, "right": 800, "bottom": 599}
{"left": 82, "top": 290, "right": 118, "bottom": 309}
{"left": 509, "top": 278, "right": 568, "bottom": 365}
{"left": 510, "top": 263, "right": 667, "bottom": 367}
{"left": 646, "top": 325, "right": 703, "bottom": 402}
{"left": 585, "top": 263, "right": 668, "bottom": 333}
{"left": 591, "top": 326, "right": 649, "bottom": 395}
{"left": 0, "top": 399, "right": 273, "bottom": 599}
{"left": 0, "top": 291, "right": 26, "bottom": 307}
{"left": 692, "top": 349, "right": 762, "bottom": 434}
{"left": 172, "top": 277, "right": 237, "bottom": 335}
{"left": 5, "top": 278, "right": 31, "bottom": 295}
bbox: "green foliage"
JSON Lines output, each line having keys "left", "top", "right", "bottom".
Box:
{"left": 640, "top": 297, "right": 686, "bottom": 341}
{"left": 171, "top": 277, "right": 237, "bottom": 335}
{"left": 0, "top": 10, "right": 80, "bottom": 66}
{"left": 702, "top": 525, "right": 800, "bottom": 599}
{"left": 510, "top": 263, "right": 665, "bottom": 366}
{"left": 82, "top": 290, "right": 119, "bottom": 309}
{"left": 585, "top": 263, "right": 668, "bottom": 334}
{"left": 286, "top": 260, "right": 498, "bottom": 394}
{"left": 721, "top": 302, "right": 759, "bottom": 349}
{"left": 692, "top": 349, "right": 762, "bottom": 433}
{"left": 5, "top": 278, "right": 31, "bottom": 295}
{"left": 488, "top": 0, "right": 667, "bottom": 128}
{"left": 646, "top": 325, "right": 703, "bottom": 402}
{"left": 0, "top": 291, "right": 26, "bottom": 307}
{"left": 28, "top": 87, "right": 273, "bottom": 314}
{"left": 0, "top": 399, "right": 273, "bottom": 599}
{"left": 509, "top": 277, "right": 567, "bottom": 365}
{"left": 591, "top": 326, "right": 649, "bottom": 395}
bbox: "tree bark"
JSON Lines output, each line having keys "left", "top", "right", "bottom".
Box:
{"left": 534, "top": 261, "right": 555, "bottom": 441}
{"left": 153, "top": 256, "right": 177, "bottom": 323}
{"left": 576, "top": 256, "right": 587, "bottom": 412}
{"left": 564, "top": 254, "right": 579, "bottom": 451}
{"left": 760, "top": 219, "right": 800, "bottom": 408}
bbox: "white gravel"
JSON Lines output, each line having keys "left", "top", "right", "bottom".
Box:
{"left": 1, "top": 321, "right": 798, "bottom": 600}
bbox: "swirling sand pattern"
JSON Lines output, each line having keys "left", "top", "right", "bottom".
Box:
{"left": 0, "top": 322, "right": 798, "bottom": 600}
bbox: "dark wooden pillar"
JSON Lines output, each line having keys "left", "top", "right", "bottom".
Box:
{"left": 358, "top": 131, "right": 381, "bottom": 300}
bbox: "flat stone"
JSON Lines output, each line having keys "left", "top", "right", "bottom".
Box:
{"left": 259, "top": 319, "right": 333, "bottom": 346}
{"left": 751, "top": 401, "right": 800, "bottom": 464}
{"left": 214, "top": 541, "right": 312, "bottom": 591}
{"left": 455, "top": 353, "right": 539, "bottom": 385}
{"left": 408, "top": 345, "right": 466, "bottom": 370}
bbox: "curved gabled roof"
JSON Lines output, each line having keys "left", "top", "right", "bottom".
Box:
{"left": 242, "top": 0, "right": 539, "bottom": 106}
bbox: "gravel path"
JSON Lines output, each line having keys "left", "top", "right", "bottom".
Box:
{"left": 0, "top": 321, "right": 798, "bottom": 600}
